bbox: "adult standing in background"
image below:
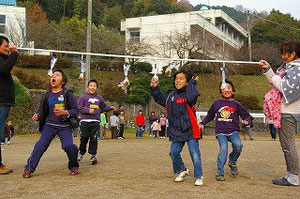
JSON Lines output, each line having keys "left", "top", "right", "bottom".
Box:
{"left": 0, "top": 36, "right": 19, "bottom": 175}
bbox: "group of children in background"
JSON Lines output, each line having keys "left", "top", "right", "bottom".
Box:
{"left": 149, "top": 112, "right": 167, "bottom": 139}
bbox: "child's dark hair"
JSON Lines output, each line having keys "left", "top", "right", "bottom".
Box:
{"left": 52, "top": 68, "right": 68, "bottom": 87}
{"left": 113, "top": 110, "right": 118, "bottom": 116}
{"left": 0, "top": 35, "right": 9, "bottom": 46}
{"left": 219, "top": 79, "right": 236, "bottom": 97}
{"left": 88, "top": 79, "right": 98, "bottom": 87}
{"left": 138, "top": 110, "right": 143, "bottom": 113}
{"left": 280, "top": 40, "right": 300, "bottom": 58}
{"left": 173, "top": 70, "right": 192, "bottom": 82}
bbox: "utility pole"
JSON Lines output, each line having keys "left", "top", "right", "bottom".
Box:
{"left": 85, "top": 0, "right": 92, "bottom": 89}
{"left": 247, "top": 11, "right": 252, "bottom": 61}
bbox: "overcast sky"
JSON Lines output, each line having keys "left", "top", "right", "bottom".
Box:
{"left": 188, "top": 0, "right": 300, "bottom": 19}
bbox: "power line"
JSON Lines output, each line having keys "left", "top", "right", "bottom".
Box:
{"left": 251, "top": 13, "right": 300, "bottom": 31}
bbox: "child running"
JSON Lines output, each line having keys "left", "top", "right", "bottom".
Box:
{"left": 150, "top": 70, "right": 204, "bottom": 186}
{"left": 150, "top": 119, "right": 160, "bottom": 138}
{"left": 4, "top": 120, "right": 14, "bottom": 145}
{"left": 23, "top": 69, "right": 80, "bottom": 178}
{"left": 77, "top": 79, "right": 115, "bottom": 164}
{"left": 200, "top": 79, "right": 253, "bottom": 181}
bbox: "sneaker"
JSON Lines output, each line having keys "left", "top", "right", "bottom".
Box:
{"left": 272, "top": 177, "right": 296, "bottom": 186}
{"left": 194, "top": 177, "right": 204, "bottom": 186}
{"left": 7, "top": 141, "right": 10, "bottom": 145}
{"left": 90, "top": 155, "right": 98, "bottom": 165}
{"left": 216, "top": 174, "right": 225, "bottom": 181}
{"left": 22, "top": 170, "right": 32, "bottom": 178}
{"left": 174, "top": 169, "right": 189, "bottom": 182}
{"left": 70, "top": 169, "right": 79, "bottom": 176}
{"left": 77, "top": 154, "right": 83, "bottom": 162}
{"left": 228, "top": 162, "right": 239, "bottom": 175}
{"left": 0, "top": 164, "right": 13, "bottom": 174}
{"left": 0, "top": 142, "right": 4, "bottom": 145}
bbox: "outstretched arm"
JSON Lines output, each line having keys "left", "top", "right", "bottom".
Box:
{"left": 150, "top": 77, "right": 167, "bottom": 107}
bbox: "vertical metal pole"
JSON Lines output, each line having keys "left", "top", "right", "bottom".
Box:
{"left": 85, "top": 0, "right": 92, "bottom": 89}
{"left": 247, "top": 11, "right": 252, "bottom": 61}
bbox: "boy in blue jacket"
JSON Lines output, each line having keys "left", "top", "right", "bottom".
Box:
{"left": 23, "top": 69, "right": 80, "bottom": 178}
{"left": 150, "top": 70, "right": 204, "bottom": 186}
{"left": 77, "top": 79, "right": 115, "bottom": 164}
{"left": 200, "top": 79, "right": 253, "bottom": 181}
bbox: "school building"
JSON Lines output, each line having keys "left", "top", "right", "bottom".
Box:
{"left": 121, "top": 8, "right": 248, "bottom": 71}
{"left": 0, "top": 0, "right": 26, "bottom": 46}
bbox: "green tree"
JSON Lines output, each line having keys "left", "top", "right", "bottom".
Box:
{"left": 251, "top": 10, "right": 300, "bottom": 45}
{"left": 102, "top": 6, "right": 124, "bottom": 30}
{"left": 126, "top": 73, "right": 152, "bottom": 105}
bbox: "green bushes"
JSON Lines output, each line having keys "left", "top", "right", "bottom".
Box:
{"left": 16, "top": 55, "right": 124, "bottom": 71}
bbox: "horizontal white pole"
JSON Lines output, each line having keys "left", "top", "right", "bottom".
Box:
{"left": 18, "top": 47, "right": 260, "bottom": 65}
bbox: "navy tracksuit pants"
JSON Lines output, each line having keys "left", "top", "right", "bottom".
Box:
{"left": 25, "top": 124, "right": 79, "bottom": 173}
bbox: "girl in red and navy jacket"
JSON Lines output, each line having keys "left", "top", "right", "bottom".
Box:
{"left": 150, "top": 70, "right": 204, "bottom": 186}
{"left": 136, "top": 110, "right": 145, "bottom": 138}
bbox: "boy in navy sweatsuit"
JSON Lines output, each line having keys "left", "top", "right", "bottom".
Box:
{"left": 77, "top": 79, "right": 115, "bottom": 164}
{"left": 150, "top": 70, "right": 204, "bottom": 186}
{"left": 23, "top": 69, "right": 79, "bottom": 178}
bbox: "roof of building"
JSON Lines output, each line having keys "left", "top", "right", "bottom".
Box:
{"left": 0, "top": 0, "right": 16, "bottom": 6}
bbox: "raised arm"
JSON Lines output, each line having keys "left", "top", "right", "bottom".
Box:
{"left": 185, "top": 78, "right": 200, "bottom": 106}
{"left": 0, "top": 51, "right": 19, "bottom": 73}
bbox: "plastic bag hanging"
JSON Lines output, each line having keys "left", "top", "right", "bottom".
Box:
{"left": 48, "top": 55, "right": 57, "bottom": 76}
{"left": 152, "top": 60, "right": 159, "bottom": 81}
{"left": 220, "top": 62, "right": 228, "bottom": 91}
{"left": 118, "top": 58, "right": 131, "bottom": 93}
{"left": 165, "top": 62, "right": 178, "bottom": 77}
{"left": 78, "top": 54, "right": 87, "bottom": 82}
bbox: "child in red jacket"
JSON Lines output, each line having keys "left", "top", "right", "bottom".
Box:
{"left": 136, "top": 110, "right": 145, "bottom": 138}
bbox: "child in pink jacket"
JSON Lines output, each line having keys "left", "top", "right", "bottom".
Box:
{"left": 151, "top": 119, "right": 160, "bottom": 138}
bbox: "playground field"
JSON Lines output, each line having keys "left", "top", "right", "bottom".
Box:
{"left": 1, "top": 134, "right": 299, "bottom": 199}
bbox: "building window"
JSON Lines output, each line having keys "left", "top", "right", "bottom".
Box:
{"left": 130, "top": 31, "right": 140, "bottom": 42}
{"left": 0, "top": 15, "right": 6, "bottom": 34}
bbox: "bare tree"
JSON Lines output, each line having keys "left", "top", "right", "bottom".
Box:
{"left": 6, "top": 14, "right": 27, "bottom": 47}
{"left": 125, "top": 38, "right": 156, "bottom": 65}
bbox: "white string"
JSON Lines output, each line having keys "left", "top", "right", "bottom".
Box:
{"left": 18, "top": 47, "right": 260, "bottom": 65}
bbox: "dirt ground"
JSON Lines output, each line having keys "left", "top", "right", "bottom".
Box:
{"left": 1, "top": 134, "right": 300, "bottom": 199}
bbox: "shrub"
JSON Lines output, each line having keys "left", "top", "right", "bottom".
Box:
{"left": 101, "top": 82, "right": 128, "bottom": 104}
{"left": 234, "top": 94, "right": 262, "bottom": 110}
{"left": 131, "top": 62, "right": 152, "bottom": 74}
{"left": 8, "top": 80, "right": 34, "bottom": 134}
{"left": 12, "top": 68, "right": 49, "bottom": 89}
